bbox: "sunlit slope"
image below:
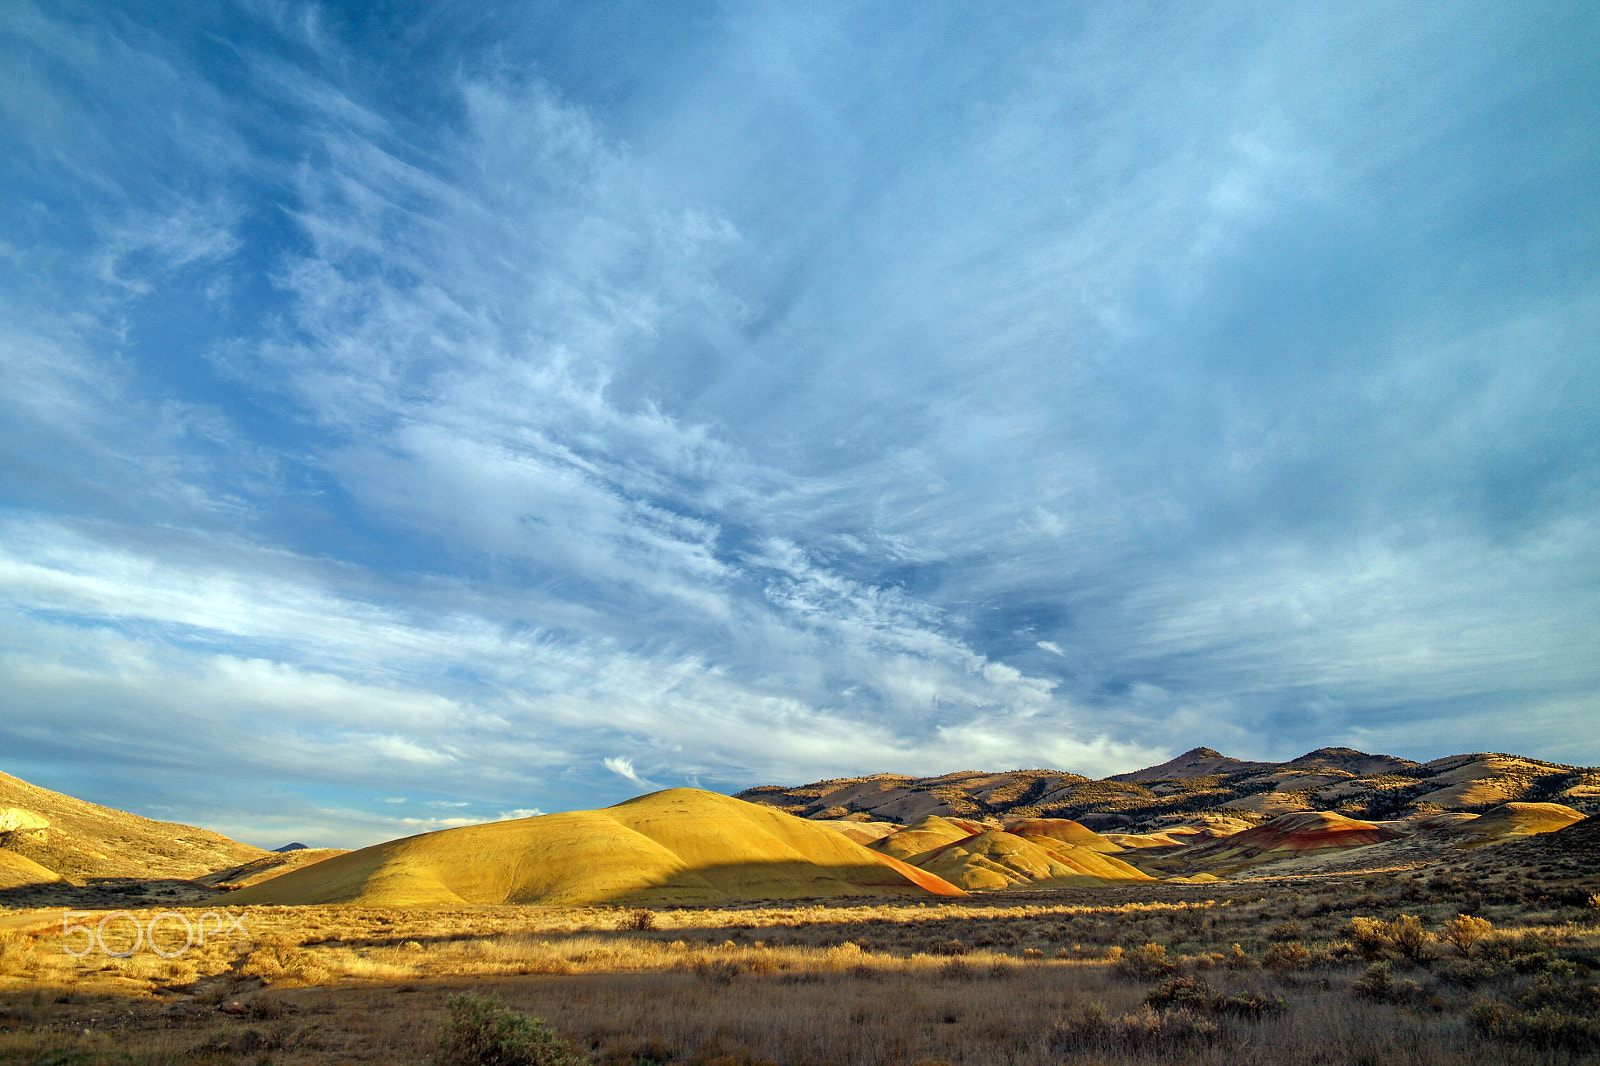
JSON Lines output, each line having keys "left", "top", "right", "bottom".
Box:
{"left": 0, "top": 769, "right": 265, "bottom": 881}
{"left": 915, "top": 830, "right": 1154, "bottom": 890}
{"left": 0, "top": 848, "right": 61, "bottom": 890}
{"left": 1008, "top": 817, "right": 1124, "bottom": 854}
{"left": 869, "top": 814, "right": 986, "bottom": 862}
{"left": 1455, "top": 802, "right": 1585, "bottom": 847}
{"left": 223, "top": 789, "right": 964, "bottom": 906}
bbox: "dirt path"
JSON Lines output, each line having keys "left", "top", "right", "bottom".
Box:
{"left": 0, "top": 909, "right": 60, "bottom": 934}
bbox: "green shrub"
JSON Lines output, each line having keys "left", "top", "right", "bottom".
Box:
{"left": 433, "top": 992, "right": 586, "bottom": 1066}
{"left": 1266, "top": 921, "right": 1303, "bottom": 942}
{"left": 1144, "top": 976, "right": 1286, "bottom": 1019}
{"left": 1469, "top": 1002, "right": 1600, "bottom": 1054}
{"left": 1436, "top": 956, "right": 1496, "bottom": 988}
{"left": 1350, "top": 961, "right": 1426, "bottom": 1004}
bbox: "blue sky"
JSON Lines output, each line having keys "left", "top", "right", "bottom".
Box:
{"left": 2, "top": 1, "right": 1596, "bottom": 848}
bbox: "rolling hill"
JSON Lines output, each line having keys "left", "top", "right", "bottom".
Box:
{"left": 221, "top": 789, "right": 965, "bottom": 906}
{"left": 0, "top": 769, "right": 266, "bottom": 886}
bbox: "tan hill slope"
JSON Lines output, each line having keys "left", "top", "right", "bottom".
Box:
{"left": 0, "top": 849, "right": 62, "bottom": 891}
{"left": 913, "top": 830, "right": 1153, "bottom": 891}
{"left": 222, "top": 789, "right": 965, "bottom": 907}
{"left": 862, "top": 814, "right": 1151, "bottom": 891}
{"left": 0, "top": 769, "right": 266, "bottom": 884}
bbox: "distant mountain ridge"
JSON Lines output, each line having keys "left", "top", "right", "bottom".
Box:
{"left": 738, "top": 747, "right": 1598, "bottom": 831}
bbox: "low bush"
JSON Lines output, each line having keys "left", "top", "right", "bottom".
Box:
{"left": 1262, "top": 940, "right": 1311, "bottom": 972}
{"left": 433, "top": 992, "right": 586, "bottom": 1066}
{"left": 1350, "top": 961, "right": 1427, "bottom": 1004}
{"left": 1468, "top": 1002, "right": 1600, "bottom": 1054}
{"left": 1050, "top": 1003, "right": 1219, "bottom": 1054}
{"left": 624, "top": 909, "right": 658, "bottom": 931}
{"left": 1340, "top": 915, "right": 1432, "bottom": 962}
{"left": 1435, "top": 956, "right": 1496, "bottom": 988}
{"left": 1385, "top": 915, "right": 1431, "bottom": 962}
{"left": 1115, "top": 942, "right": 1176, "bottom": 979}
{"left": 1266, "top": 921, "right": 1303, "bottom": 942}
{"left": 1143, "top": 976, "right": 1286, "bottom": 1019}
{"left": 1440, "top": 914, "right": 1492, "bottom": 956}
{"left": 1342, "top": 917, "right": 1389, "bottom": 959}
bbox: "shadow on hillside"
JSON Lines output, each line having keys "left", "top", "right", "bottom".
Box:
{"left": 0, "top": 876, "right": 216, "bottom": 911}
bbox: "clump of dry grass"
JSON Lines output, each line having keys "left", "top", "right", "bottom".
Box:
{"left": 241, "top": 931, "right": 334, "bottom": 986}
{"left": 0, "top": 933, "right": 40, "bottom": 978}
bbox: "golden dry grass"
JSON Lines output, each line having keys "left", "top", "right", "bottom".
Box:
{"left": 3, "top": 861, "right": 1597, "bottom": 1065}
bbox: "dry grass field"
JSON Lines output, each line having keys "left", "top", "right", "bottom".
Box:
{"left": 2, "top": 862, "right": 1597, "bottom": 1065}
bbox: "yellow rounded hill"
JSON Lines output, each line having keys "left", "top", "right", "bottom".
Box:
{"left": 220, "top": 789, "right": 964, "bottom": 906}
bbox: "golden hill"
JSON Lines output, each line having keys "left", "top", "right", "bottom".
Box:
{"left": 1008, "top": 818, "right": 1125, "bottom": 854}
{"left": 915, "top": 830, "right": 1154, "bottom": 891}
{"left": 222, "top": 789, "right": 964, "bottom": 907}
{"left": 868, "top": 815, "right": 990, "bottom": 862}
{"left": 1450, "top": 802, "right": 1586, "bottom": 847}
{"left": 0, "top": 769, "right": 265, "bottom": 883}
{"left": 864, "top": 815, "right": 1150, "bottom": 891}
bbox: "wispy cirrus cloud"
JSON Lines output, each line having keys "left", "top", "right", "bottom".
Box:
{"left": 1, "top": 1, "right": 1596, "bottom": 848}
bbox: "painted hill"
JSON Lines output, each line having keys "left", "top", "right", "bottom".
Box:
{"left": 1447, "top": 802, "right": 1586, "bottom": 847}
{"left": 738, "top": 748, "right": 1599, "bottom": 832}
{"left": 0, "top": 769, "right": 265, "bottom": 883}
{"left": 1009, "top": 817, "right": 1125, "bottom": 854}
{"left": 1175, "top": 811, "right": 1401, "bottom": 871}
{"left": 861, "top": 813, "right": 1150, "bottom": 891}
{"left": 869, "top": 815, "right": 991, "bottom": 862}
{"left": 912, "top": 830, "right": 1153, "bottom": 891}
{"left": 1460, "top": 812, "right": 1600, "bottom": 875}
{"left": 221, "top": 789, "right": 965, "bottom": 907}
